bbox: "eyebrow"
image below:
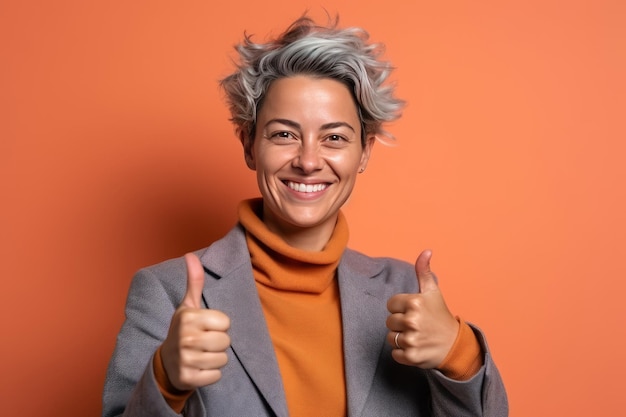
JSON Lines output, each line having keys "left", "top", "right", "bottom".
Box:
{"left": 264, "top": 118, "right": 356, "bottom": 133}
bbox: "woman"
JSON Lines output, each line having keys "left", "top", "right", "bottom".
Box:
{"left": 103, "top": 16, "right": 508, "bottom": 417}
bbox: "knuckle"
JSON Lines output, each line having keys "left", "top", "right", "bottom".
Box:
{"left": 402, "top": 314, "right": 421, "bottom": 331}
{"left": 403, "top": 350, "right": 425, "bottom": 366}
{"left": 179, "top": 349, "right": 194, "bottom": 365}
{"left": 178, "top": 368, "right": 195, "bottom": 386}
{"left": 406, "top": 297, "right": 423, "bottom": 310}
{"left": 180, "top": 334, "right": 199, "bottom": 348}
{"left": 178, "top": 310, "right": 197, "bottom": 326}
{"left": 403, "top": 332, "right": 419, "bottom": 347}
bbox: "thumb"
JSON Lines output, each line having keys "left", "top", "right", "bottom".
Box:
{"left": 181, "top": 253, "right": 205, "bottom": 308}
{"left": 415, "top": 249, "right": 438, "bottom": 293}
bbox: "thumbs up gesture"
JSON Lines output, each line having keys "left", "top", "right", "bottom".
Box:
{"left": 160, "top": 253, "right": 231, "bottom": 391}
{"left": 386, "top": 250, "right": 459, "bottom": 369}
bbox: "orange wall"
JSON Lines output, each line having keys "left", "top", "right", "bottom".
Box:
{"left": 2, "top": 1, "right": 624, "bottom": 415}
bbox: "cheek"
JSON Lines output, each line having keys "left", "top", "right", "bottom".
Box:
{"left": 255, "top": 148, "right": 290, "bottom": 178}
{"left": 252, "top": 147, "right": 272, "bottom": 172}
{"left": 327, "top": 152, "right": 364, "bottom": 175}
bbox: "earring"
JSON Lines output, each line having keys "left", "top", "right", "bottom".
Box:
{"left": 359, "top": 168, "right": 365, "bottom": 173}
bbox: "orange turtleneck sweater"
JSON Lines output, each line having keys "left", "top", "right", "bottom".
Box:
{"left": 153, "top": 199, "right": 483, "bottom": 415}
{"left": 240, "top": 199, "right": 348, "bottom": 417}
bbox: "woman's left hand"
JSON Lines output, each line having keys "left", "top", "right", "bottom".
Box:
{"left": 385, "top": 250, "right": 460, "bottom": 368}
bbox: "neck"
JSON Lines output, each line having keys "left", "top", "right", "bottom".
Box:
{"left": 262, "top": 212, "right": 336, "bottom": 252}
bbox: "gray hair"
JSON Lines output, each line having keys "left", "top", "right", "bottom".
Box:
{"left": 219, "top": 15, "right": 404, "bottom": 144}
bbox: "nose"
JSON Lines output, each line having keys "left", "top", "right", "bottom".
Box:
{"left": 293, "top": 138, "right": 323, "bottom": 173}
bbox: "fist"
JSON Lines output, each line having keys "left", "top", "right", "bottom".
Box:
{"left": 386, "top": 250, "right": 459, "bottom": 369}
{"left": 160, "top": 253, "right": 231, "bottom": 390}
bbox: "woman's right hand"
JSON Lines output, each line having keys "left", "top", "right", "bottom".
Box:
{"left": 160, "top": 253, "right": 231, "bottom": 391}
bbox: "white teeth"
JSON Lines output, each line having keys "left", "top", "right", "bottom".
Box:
{"left": 287, "top": 181, "right": 327, "bottom": 193}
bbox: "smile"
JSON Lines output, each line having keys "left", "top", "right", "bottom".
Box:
{"left": 286, "top": 181, "right": 328, "bottom": 193}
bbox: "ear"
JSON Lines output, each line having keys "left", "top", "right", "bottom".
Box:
{"left": 239, "top": 129, "right": 256, "bottom": 170}
{"left": 358, "top": 135, "right": 376, "bottom": 172}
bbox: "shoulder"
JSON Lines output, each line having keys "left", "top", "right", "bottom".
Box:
{"left": 130, "top": 224, "right": 247, "bottom": 303}
{"left": 128, "top": 254, "right": 192, "bottom": 309}
{"left": 342, "top": 248, "right": 413, "bottom": 272}
{"left": 340, "top": 248, "right": 418, "bottom": 294}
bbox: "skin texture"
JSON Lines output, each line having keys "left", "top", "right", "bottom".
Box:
{"left": 244, "top": 76, "right": 374, "bottom": 251}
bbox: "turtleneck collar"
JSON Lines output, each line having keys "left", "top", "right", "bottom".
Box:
{"left": 238, "top": 198, "right": 349, "bottom": 293}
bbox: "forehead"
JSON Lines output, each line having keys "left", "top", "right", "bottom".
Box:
{"left": 258, "top": 76, "right": 360, "bottom": 126}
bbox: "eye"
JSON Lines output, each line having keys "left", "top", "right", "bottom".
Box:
{"left": 267, "top": 131, "right": 297, "bottom": 142}
{"left": 324, "top": 134, "right": 350, "bottom": 147}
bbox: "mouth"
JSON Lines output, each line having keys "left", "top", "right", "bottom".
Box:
{"left": 285, "top": 181, "right": 329, "bottom": 193}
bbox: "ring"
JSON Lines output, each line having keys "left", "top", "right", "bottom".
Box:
{"left": 394, "top": 332, "right": 402, "bottom": 349}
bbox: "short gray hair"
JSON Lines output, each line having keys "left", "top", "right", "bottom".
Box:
{"left": 219, "top": 15, "right": 404, "bottom": 144}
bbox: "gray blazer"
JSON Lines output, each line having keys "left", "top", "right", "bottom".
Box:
{"left": 103, "top": 224, "right": 508, "bottom": 417}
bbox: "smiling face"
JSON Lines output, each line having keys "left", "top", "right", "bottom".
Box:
{"left": 244, "top": 75, "right": 374, "bottom": 250}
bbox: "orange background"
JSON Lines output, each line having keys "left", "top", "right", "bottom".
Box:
{"left": 1, "top": 1, "right": 625, "bottom": 416}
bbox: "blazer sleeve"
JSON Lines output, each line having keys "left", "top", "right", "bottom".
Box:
{"left": 425, "top": 323, "right": 509, "bottom": 417}
{"left": 102, "top": 263, "right": 206, "bottom": 417}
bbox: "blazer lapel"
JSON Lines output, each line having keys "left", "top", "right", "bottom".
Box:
{"left": 338, "top": 250, "right": 390, "bottom": 417}
{"left": 198, "top": 225, "right": 289, "bottom": 417}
